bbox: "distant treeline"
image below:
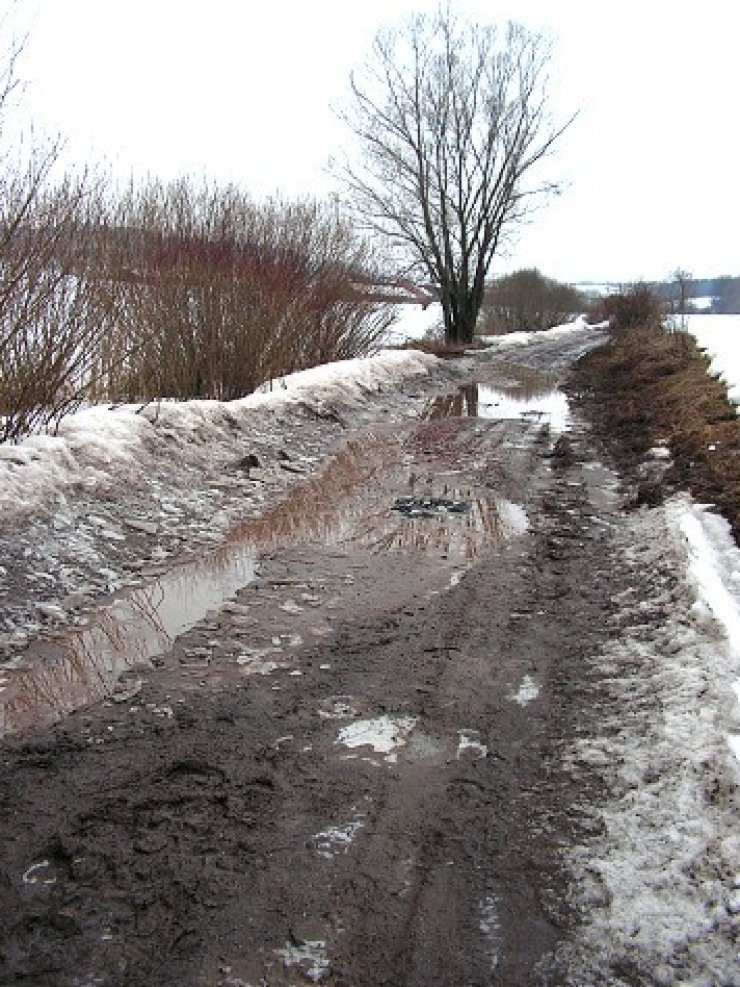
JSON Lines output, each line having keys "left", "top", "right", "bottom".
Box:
{"left": 575, "top": 277, "right": 740, "bottom": 315}
{"left": 658, "top": 276, "right": 740, "bottom": 314}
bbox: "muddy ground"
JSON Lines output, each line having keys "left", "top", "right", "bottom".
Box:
{"left": 0, "top": 329, "right": 724, "bottom": 985}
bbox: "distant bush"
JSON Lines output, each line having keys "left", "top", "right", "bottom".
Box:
{"left": 587, "top": 284, "right": 666, "bottom": 333}
{"left": 479, "top": 268, "right": 584, "bottom": 334}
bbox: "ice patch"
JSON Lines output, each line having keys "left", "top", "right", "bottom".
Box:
{"left": 276, "top": 938, "right": 330, "bottom": 982}
{"left": 479, "top": 895, "right": 503, "bottom": 973}
{"left": 336, "top": 714, "right": 417, "bottom": 761}
{"left": 314, "top": 820, "right": 364, "bottom": 858}
{"left": 511, "top": 675, "right": 540, "bottom": 706}
{"left": 457, "top": 729, "right": 488, "bottom": 759}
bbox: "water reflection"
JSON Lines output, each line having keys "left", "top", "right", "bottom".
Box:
{"left": 0, "top": 551, "right": 256, "bottom": 736}
{"left": 1, "top": 426, "right": 513, "bottom": 736}
{"left": 422, "top": 371, "right": 571, "bottom": 433}
{"left": 368, "top": 495, "right": 504, "bottom": 560}
{"left": 423, "top": 384, "right": 479, "bottom": 419}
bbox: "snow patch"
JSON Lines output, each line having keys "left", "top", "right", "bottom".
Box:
{"left": 336, "top": 714, "right": 417, "bottom": 762}
{"left": 314, "top": 820, "right": 364, "bottom": 858}
{"left": 276, "top": 938, "right": 330, "bottom": 982}
{"left": 511, "top": 675, "right": 540, "bottom": 706}
{"left": 457, "top": 730, "right": 488, "bottom": 760}
{"left": 685, "top": 314, "right": 740, "bottom": 409}
{"left": 498, "top": 500, "right": 530, "bottom": 537}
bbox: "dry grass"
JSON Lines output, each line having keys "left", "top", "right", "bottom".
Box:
{"left": 572, "top": 325, "right": 740, "bottom": 540}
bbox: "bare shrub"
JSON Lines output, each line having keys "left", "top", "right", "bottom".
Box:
{"left": 0, "top": 26, "right": 127, "bottom": 441}
{"left": 0, "top": 175, "right": 119, "bottom": 441}
{"left": 480, "top": 268, "right": 584, "bottom": 334}
{"left": 587, "top": 284, "right": 666, "bottom": 333}
{"left": 101, "top": 180, "right": 391, "bottom": 402}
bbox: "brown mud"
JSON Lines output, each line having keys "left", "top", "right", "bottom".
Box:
{"left": 0, "top": 329, "right": 684, "bottom": 986}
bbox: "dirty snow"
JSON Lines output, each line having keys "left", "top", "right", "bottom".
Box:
{"left": 314, "top": 820, "right": 365, "bottom": 858}
{"left": 276, "top": 938, "right": 330, "bottom": 982}
{"left": 0, "top": 348, "right": 439, "bottom": 516}
{"left": 336, "top": 714, "right": 417, "bottom": 761}
{"left": 560, "top": 495, "right": 740, "bottom": 982}
{"left": 479, "top": 895, "right": 503, "bottom": 974}
{"left": 477, "top": 314, "right": 598, "bottom": 351}
{"left": 457, "top": 729, "right": 488, "bottom": 760}
{"left": 511, "top": 675, "right": 540, "bottom": 706}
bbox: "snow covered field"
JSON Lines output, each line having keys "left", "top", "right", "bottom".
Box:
{"left": 685, "top": 313, "right": 740, "bottom": 407}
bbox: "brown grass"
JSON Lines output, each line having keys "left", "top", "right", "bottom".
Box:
{"left": 571, "top": 325, "right": 740, "bottom": 540}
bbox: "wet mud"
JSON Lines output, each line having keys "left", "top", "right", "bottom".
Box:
{"left": 0, "top": 332, "right": 651, "bottom": 986}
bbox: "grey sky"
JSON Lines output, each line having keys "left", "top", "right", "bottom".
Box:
{"left": 3, "top": 0, "right": 738, "bottom": 284}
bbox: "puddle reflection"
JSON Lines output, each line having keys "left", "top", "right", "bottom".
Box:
{"left": 422, "top": 371, "right": 570, "bottom": 433}
{"left": 1, "top": 427, "right": 516, "bottom": 736}
{"left": 1, "top": 551, "right": 256, "bottom": 736}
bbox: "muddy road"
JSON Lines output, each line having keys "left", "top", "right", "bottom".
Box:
{"left": 0, "top": 330, "right": 699, "bottom": 985}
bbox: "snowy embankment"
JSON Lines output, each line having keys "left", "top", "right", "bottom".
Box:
{"left": 563, "top": 496, "right": 740, "bottom": 982}
{"left": 0, "top": 318, "right": 600, "bottom": 518}
{"left": 685, "top": 313, "right": 740, "bottom": 408}
{"left": 0, "top": 349, "right": 438, "bottom": 516}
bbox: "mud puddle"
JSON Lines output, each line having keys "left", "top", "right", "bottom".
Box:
{"left": 423, "top": 369, "right": 571, "bottom": 433}
{"left": 0, "top": 548, "right": 258, "bottom": 736}
{"left": 2, "top": 424, "right": 521, "bottom": 736}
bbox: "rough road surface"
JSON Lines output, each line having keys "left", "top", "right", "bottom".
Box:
{"left": 1, "top": 330, "right": 738, "bottom": 986}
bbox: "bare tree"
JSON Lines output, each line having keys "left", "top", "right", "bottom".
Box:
{"left": 672, "top": 267, "right": 692, "bottom": 327}
{"left": 338, "top": 7, "right": 571, "bottom": 345}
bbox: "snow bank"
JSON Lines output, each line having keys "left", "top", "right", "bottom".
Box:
{"left": 477, "top": 314, "right": 599, "bottom": 349}
{"left": 562, "top": 495, "right": 740, "bottom": 982}
{"left": 685, "top": 314, "right": 740, "bottom": 409}
{"left": 0, "top": 349, "right": 439, "bottom": 516}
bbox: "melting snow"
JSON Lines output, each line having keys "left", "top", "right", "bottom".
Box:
{"left": 276, "top": 938, "right": 330, "bottom": 982}
{"left": 0, "top": 349, "right": 439, "bottom": 517}
{"left": 511, "top": 675, "right": 540, "bottom": 706}
{"left": 336, "top": 714, "right": 417, "bottom": 761}
{"left": 561, "top": 495, "right": 740, "bottom": 982}
{"left": 479, "top": 895, "right": 503, "bottom": 973}
{"left": 314, "top": 820, "right": 364, "bottom": 858}
{"left": 457, "top": 730, "right": 488, "bottom": 759}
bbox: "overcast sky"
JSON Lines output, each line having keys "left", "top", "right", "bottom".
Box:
{"left": 2, "top": 0, "right": 738, "bottom": 284}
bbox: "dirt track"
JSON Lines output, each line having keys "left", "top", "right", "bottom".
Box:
{"left": 0, "top": 331, "right": 698, "bottom": 985}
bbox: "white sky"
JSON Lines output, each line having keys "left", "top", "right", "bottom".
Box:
{"left": 2, "top": 0, "right": 738, "bottom": 284}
